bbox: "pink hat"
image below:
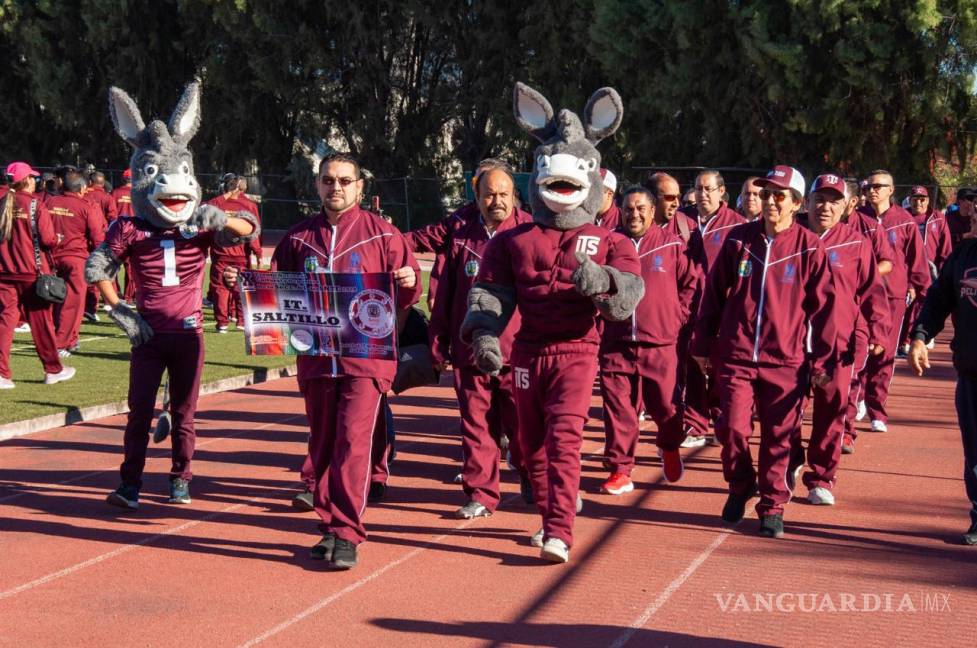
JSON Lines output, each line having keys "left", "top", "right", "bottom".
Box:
{"left": 909, "top": 185, "right": 928, "bottom": 197}
{"left": 122, "top": 168, "right": 132, "bottom": 180}
{"left": 5, "top": 162, "right": 40, "bottom": 184}
{"left": 600, "top": 168, "right": 617, "bottom": 192}
{"left": 757, "top": 165, "right": 805, "bottom": 196}
{"left": 811, "top": 173, "right": 846, "bottom": 198}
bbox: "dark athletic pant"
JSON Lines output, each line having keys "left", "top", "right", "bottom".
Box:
{"left": 956, "top": 377, "right": 977, "bottom": 527}
{"left": 121, "top": 332, "right": 204, "bottom": 488}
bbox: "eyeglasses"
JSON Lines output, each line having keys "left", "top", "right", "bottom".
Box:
{"left": 865, "top": 183, "right": 891, "bottom": 191}
{"left": 321, "top": 177, "right": 357, "bottom": 188}
{"left": 695, "top": 185, "right": 721, "bottom": 194}
{"left": 759, "top": 189, "right": 790, "bottom": 203}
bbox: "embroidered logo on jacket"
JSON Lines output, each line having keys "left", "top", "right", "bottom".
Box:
{"left": 781, "top": 262, "right": 797, "bottom": 284}
{"left": 304, "top": 256, "right": 320, "bottom": 273}
{"left": 464, "top": 259, "right": 479, "bottom": 277}
{"left": 829, "top": 250, "right": 842, "bottom": 268}
{"left": 738, "top": 259, "right": 752, "bottom": 277}
{"left": 962, "top": 268, "right": 977, "bottom": 308}
{"left": 888, "top": 230, "right": 898, "bottom": 245}
{"left": 652, "top": 254, "right": 666, "bottom": 272}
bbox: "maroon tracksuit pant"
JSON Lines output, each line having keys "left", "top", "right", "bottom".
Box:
{"left": 302, "top": 376, "right": 385, "bottom": 545}
{"left": 301, "top": 393, "right": 391, "bottom": 490}
{"left": 800, "top": 358, "right": 855, "bottom": 491}
{"left": 899, "top": 296, "right": 923, "bottom": 348}
{"left": 0, "top": 279, "right": 62, "bottom": 378}
{"left": 862, "top": 297, "right": 907, "bottom": 424}
{"left": 209, "top": 257, "right": 245, "bottom": 328}
{"left": 600, "top": 343, "right": 686, "bottom": 475}
{"left": 53, "top": 256, "right": 87, "bottom": 349}
{"left": 717, "top": 361, "right": 808, "bottom": 517}
{"left": 120, "top": 332, "right": 204, "bottom": 488}
{"left": 512, "top": 347, "right": 598, "bottom": 548}
{"left": 845, "top": 320, "right": 870, "bottom": 441}
{"left": 454, "top": 366, "right": 524, "bottom": 512}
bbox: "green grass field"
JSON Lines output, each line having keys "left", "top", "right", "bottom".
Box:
{"left": 0, "top": 267, "right": 431, "bottom": 426}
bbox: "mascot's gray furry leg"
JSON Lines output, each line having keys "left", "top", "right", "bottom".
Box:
{"left": 153, "top": 377, "right": 171, "bottom": 444}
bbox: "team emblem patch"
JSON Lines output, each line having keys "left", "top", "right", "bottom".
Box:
{"left": 179, "top": 223, "right": 199, "bottom": 239}
{"left": 962, "top": 268, "right": 977, "bottom": 308}
{"left": 350, "top": 252, "right": 362, "bottom": 270}
{"left": 782, "top": 262, "right": 797, "bottom": 284}
{"left": 888, "top": 231, "right": 897, "bottom": 245}
{"left": 304, "top": 256, "right": 320, "bottom": 273}
{"left": 652, "top": 254, "right": 666, "bottom": 272}
{"left": 464, "top": 259, "right": 479, "bottom": 277}
{"left": 829, "top": 250, "right": 842, "bottom": 267}
{"left": 349, "top": 289, "right": 395, "bottom": 339}
{"left": 737, "top": 259, "right": 752, "bottom": 277}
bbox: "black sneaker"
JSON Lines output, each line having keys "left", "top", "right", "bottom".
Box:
{"left": 309, "top": 533, "right": 336, "bottom": 560}
{"left": 330, "top": 538, "right": 357, "bottom": 569}
{"left": 368, "top": 481, "right": 387, "bottom": 503}
{"left": 520, "top": 474, "right": 534, "bottom": 505}
{"left": 721, "top": 485, "right": 757, "bottom": 524}
{"left": 758, "top": 513, "right": 784, "bottom": 538}
{"left": 168, "top": 477, "right": 191, "bottom": 504}
{"left": 963, "top": 522, "right": 977, "bottom": 546}
{"left": 107, "top": 483, "right": 140, "bottom": 510}
{"left": 292, "top": 489, "right": 314, "bottom": 511}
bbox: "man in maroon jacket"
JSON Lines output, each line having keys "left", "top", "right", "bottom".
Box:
{"left": 681, "top": 170, "right": 747, "bottom": 445}
{"left": 898, "top": 186, "right": 953, "bottom": 353}
{"left": 86, "top": 171, "right": 119, "bottom": 225}
{"left": 261, "top": 153, "right": 421, "bottom": 569}
{"left": 207, "top": 173, "right": 261, "bottom": 332}
{"left": 738, "top": 177, "right": 763, "bottom": 222}
{"left": 595, "top": 169, "right": 620, "bottom": 230}
{"left": 798, "top": 174, "right": 888, "bottom": 505}
{"left": 691, "top": 165, "right": 836, "bottom": 538}
{"left": 599, "top": 187, "right": 697, "bottom": 495}
{"left": 44, "top": 169, "right": 105, "bottom": 354}
{"left": 111, "top": 169, "right": 137, "bottom": 302}
{"left": 854, "top": 171, "right": 930, "bottom": 433}
{"left": 428, "top": 168, "right": 532, "bottom": 518}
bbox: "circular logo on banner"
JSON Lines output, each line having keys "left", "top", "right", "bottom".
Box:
{"left": 290, "top": 328, "right": 314, "bottom": 352}
{"left": 349, "top": 289, "right": 395, "bottom": 339}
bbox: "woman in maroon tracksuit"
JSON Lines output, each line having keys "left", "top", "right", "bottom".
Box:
{"left": 691, "top": 166, "right": 836, "bottom": 538}
{"left": 0, "top": 162, "right": 73, "bottom": 388}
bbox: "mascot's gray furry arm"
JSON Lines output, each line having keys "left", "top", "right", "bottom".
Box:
{"left": 84, "top": 79, "right": 258, "bottom": 347}
{"left": 460, "top": 82, "right": 643, "bottom": 374}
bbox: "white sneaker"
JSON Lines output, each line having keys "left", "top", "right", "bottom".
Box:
{"left": 926, "top": 338, "right": 935, "bottom": 349}
{"left": 870, "top": 419, "right": 888, "bottom": 433}
{"left": 58, "top": 349, "right": 71, "bottom": 358}
{"left": 530, "top": 528, "right": 544, "bottom": 547}
{"left": 681, "top": 434, "right": 708, "bottom": 449}
{"left": 808, "top": 487, "right": 835, "bottom": 506}
{"left": 541, "top": 537, "right": 569, "bottom": 563}
{"left": 452, "top": 472, "right": 463, "bottom": 484}
{"left": 855, "top": 400, "right": 867, "bottom": 421}
{"left": 14, "top": 323, "right": 30, "bottom": 333}
{"left": 102, "top": 304, "right": 113, "bottom": 312}
{"left": 576, "top": 492, "right": 583, "bottom": 513}
{"left": 44, "top": 366, "right": 76, "bottom": 385}
{"left": 216, "top": 325, "right": 229, "bottom": 334}
{"left": 0, "top": 376, "right": 14, "bottom": 389}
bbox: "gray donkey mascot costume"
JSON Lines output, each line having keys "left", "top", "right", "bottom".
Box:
{"left": 86, "top": 80, "right": 258, "bottom": 510}
{"left": 461, "top": 83, "right": 644, "bottom": 563}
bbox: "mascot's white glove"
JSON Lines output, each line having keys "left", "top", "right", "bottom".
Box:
{"left": 186, "top": 204, "right": 228, "bottom": 232}
{"left": 572, "top": 252, "right": 611, "bottom": 297}
{"left": 109, "top": 302, "right": 154, "bottom": 347}
{"left": 472, "top": 334, "right": 503, "bottom": 376}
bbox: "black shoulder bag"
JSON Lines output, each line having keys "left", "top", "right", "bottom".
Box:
{"left": 28, "top": 199, "right": 67, "bottom": 304}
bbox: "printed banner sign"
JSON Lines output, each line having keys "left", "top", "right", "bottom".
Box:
{"left": 240, "top": 271, "right": 397, "bottom": 359}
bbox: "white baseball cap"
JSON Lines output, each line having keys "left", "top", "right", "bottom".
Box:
{"left": 600, "top": 168, "right": 617, "bottom": 192}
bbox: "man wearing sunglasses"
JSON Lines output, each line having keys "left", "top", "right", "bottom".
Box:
{"left": 680, "top": 170, "right": 747, "bottom": 446}
{"left": 796, "top": 175, "right": 888, "bottom": 505}
{"left": 690, "top": 165, "right": 836, "bottom": 539}
{"left": 853, "top": 171, "right": 930, "bottom": 434}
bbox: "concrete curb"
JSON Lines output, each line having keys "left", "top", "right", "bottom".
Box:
{"left": 0, "top": 364, "right": 298, "bottom": 443}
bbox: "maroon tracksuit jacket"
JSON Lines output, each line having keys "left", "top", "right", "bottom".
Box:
{"left": 406, "top": 203, "right": 478, "bottom": 310}
{"left": 854, "top": 204, "right": 931, "bottom": 423}
{"left": 272, "top": 206, "right": 421, "bottom": 545}
{"left": 206, "top": 194, "right": 261, "bottom": 327}
{"left": 600, "top": 227, "right": 697, "bottom": 473}
{"left": 691, "top": 220, "right": 837, "bottom": 516}
{"left": 87, "top": 186, "right": 118, "bottom": 225}
{"left": 0, "top": 191, "right": 62, "bottom": 378}
{"left": 45, "top": 192, "right": 105, "bottom": 349}
{"left": 899, "top": 208, "right": 953, "bottom": 345}
{"left": 478, "top": 222, "right": 640, "bottom": 547}
{"left": 802, "top": 223, "right": 889, "bottom": 491}
{"left": 111, "top": 185, "right": 134, "bottom": 218}
{"left": 595, "top": 202, "right": 621, "bottom": 230}
{"left": 681, "top": 203, "right": 747, "bottom": 271}
{"left": 428, "top": 208, "right": 532, "bottom": 511}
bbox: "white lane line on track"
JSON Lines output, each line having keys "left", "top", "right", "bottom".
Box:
{"left": 11, "top": 334, "right": 118, "bottom": 353}
{"left": 608, "top": 529, "right": 733, "bottom": 648}
{"left": 0, "top": 492, "right": 283, "bottom": 601}
{"left": 237, "top": 494, "right": 519, "bottom": 648}
{"left": 0, "top": 412, "right": 306, "bottom": 505}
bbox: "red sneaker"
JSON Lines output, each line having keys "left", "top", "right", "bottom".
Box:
{"left": 600, "top": 472, "right": 634, "bottom": 495}
{"left": 660, "top": 449, "right": 684, "bottom": 483}
{"left": 841, "top": 434, "right": 855, "bottom": 455}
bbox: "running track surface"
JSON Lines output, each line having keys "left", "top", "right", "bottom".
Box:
{"left": 1, "top": 339, "right": 974, "bottom": 647}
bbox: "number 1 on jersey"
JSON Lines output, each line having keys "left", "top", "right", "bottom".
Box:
{"left": 160, "top": 239, "right": 179, "bottom": 286}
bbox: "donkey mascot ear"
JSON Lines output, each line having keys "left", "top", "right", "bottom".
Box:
{"left": 168, "top": 80, "right": 202, "bottom": 146}
{"left": 108, "top": 86, "right": 146, "bottom": 147}
{"left": 583, "top": 88, "right": 623, "bottom": 144}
